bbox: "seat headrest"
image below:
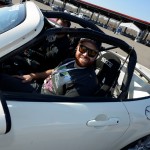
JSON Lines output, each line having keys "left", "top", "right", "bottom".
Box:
{"left": 96, "top": 52, "right": 121, "bottom": 71}
{"left": 96, "top": 52, "right": 121, "bottom": 84}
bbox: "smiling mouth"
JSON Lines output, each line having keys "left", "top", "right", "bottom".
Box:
{"left": 80, "top": 57, "right": 89, "bottom": 62}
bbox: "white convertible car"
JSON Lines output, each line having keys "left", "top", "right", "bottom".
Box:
{"left": 0, "top": 1, "right": 150, "bottom": 150}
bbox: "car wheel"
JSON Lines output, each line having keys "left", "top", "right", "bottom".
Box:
{"left": 122, "top": 135, "right": 150, "bottom": 150}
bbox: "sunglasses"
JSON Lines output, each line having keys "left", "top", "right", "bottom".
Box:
{"left": 79, "top": 45, "right": 98, "bottom": 58}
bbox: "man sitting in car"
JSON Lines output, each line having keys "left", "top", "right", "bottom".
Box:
{"left": 0, "top": 38, "right": 101, "bottom": 97}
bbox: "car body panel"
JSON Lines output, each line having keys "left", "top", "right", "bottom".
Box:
{"left": 118, "top": 66, "right": 150, "bottom": 98}
{"left": 113, "top": 97, "right": 150, "bottom": 149}
{"left": 125, "top": 98, "right": 150, "bottom": 139}
{"left": 0, "top": 96, "right": 129, "bottom": 150}
{"left": 116, "top": 53, "right": 150, "bottom": 98}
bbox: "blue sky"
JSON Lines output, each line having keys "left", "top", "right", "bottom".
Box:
{"left": 82, "top": 0, "right": 150, "bottom": 22}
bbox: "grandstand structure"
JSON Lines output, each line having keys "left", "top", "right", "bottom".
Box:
{"left": 45, "top": 0, "right": 150, "bottom": 45}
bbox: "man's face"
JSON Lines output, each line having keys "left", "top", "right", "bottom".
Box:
{"left": 75, "top": 41, "right": 99, "bottom": 67}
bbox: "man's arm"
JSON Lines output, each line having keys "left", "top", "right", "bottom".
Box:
{"left": 30, "top": 69, "right": 54, "bottom": 79}
{"left": 15, "top": 69, "right": 54, "bottom": 83}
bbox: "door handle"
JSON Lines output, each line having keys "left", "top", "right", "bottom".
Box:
{"left": 87, "top": 118, "right": 119, "bottom": 127}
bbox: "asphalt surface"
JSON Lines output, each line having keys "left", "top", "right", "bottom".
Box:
{"left": 12, "top": 0, "right": 150, "bottom": 70}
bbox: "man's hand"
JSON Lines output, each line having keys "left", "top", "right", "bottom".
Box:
{"left": 13, "top": 74, "right": 33, "bottom": 83}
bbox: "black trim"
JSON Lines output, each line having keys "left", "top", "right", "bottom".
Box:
{"left": 2, "top": 91, "right": 120, "bottom": 102}
{"left": 0, "top": 92, "right": 11, "bottom": 134}
{"left": 42, "top": 11, "right": 104, "bottom": 33}
{"left": 2, "top": 91, "right": 150, "bottom": 103}
{"left": 45, "top": 28, "right": 132, "bottom": 54}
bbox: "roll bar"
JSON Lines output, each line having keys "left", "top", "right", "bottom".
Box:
{"left": 45, "top": 27, "right": 137, "bottom": 99}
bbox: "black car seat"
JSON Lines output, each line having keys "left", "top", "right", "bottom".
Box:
{"left": 95, "top": 52, "right": 121, "bottom": 97}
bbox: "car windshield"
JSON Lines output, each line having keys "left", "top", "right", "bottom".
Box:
{"left": 0, "top": 3, "right": 25, "bottom": 34}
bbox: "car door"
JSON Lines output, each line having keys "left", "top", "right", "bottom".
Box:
{"left": 0, "top": 92, "right": 130, "bottom": 150}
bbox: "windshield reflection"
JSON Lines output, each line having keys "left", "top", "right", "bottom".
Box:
{"left": 0, "top": 4, "right": 25, "bottom": 34}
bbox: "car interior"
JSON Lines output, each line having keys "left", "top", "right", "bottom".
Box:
{"left": 0, "top": 11, "right": 137, "bottom": 100}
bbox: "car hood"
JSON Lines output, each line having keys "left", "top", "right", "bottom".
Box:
{"left": 0, "top": 1, "right": 44, "bottom": 58}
